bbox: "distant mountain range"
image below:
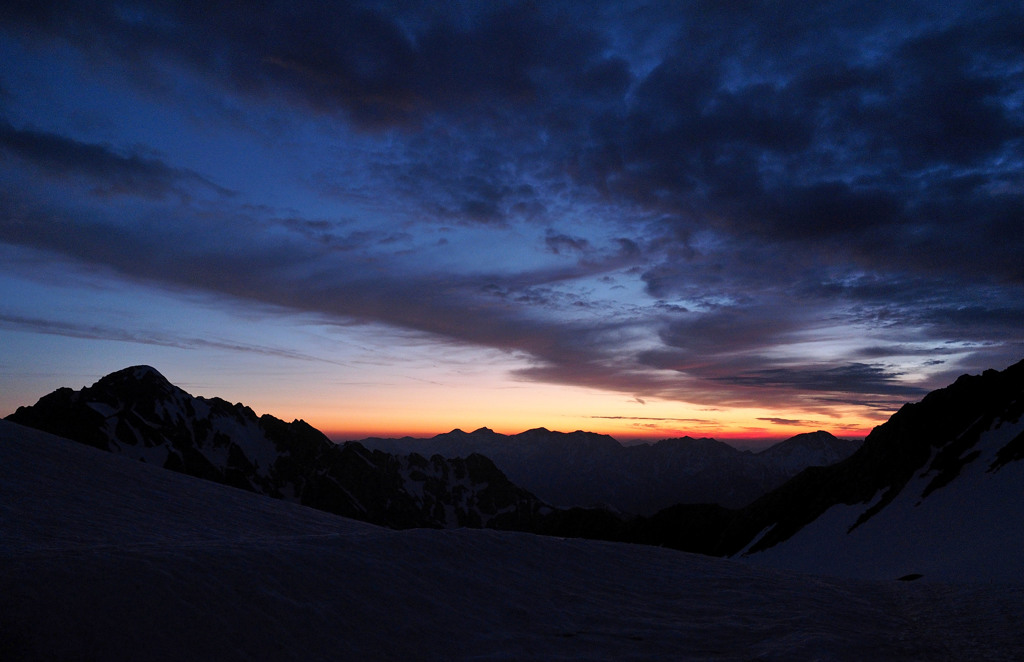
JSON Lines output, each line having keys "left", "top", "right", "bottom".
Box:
{"left": 5, "top": 366, "right": 546, "bottom": 530}
{"left": 6, "top": 358, "right": 1024, "bottom": 581}
{"left": 355, "top": 427, "right": 861, "bottom": 512}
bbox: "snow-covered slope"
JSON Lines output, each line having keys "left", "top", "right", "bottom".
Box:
{"left": 746, "top": 409, "right": 1024, "bottom": 582}
{"left": 722, "top": 359, "right": 1024, "bottom": 582}
{"left": 3, "top": 419, "right": 1023, "bottom": 661}
{"left": 5, "top": 366, "right": 546, "bottom": 530}
{"left": 356, "top": 427, "right": 861, "bottom": 512}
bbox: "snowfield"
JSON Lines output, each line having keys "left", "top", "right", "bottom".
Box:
{"left": 2, "top": 420, "right": 1023, "bottom": 661}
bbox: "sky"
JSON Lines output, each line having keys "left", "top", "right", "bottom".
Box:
{"left": 1, "top": 1, "right": 1022, "bottom": 444}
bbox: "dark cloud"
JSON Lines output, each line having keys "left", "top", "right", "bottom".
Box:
{"left": 570, "top": 2, "right": 1024, "bottom": 285}
{"left": 0, "top": 1, "right": 619, "bottom": 130}
{"left": 632, "top": 344, "right": 929, "bottom": 410}
{"left": 806, "top": 273, "right": 1024, "bottom": 345}
{"left": 0, "top": 122, "right": 230, "bottom": 199}
{"left": 713, "top": 363, "right": 925, "bottom": 398}
{"left": 758, "top": 182, "right": 904, "bottom": 241}
{"left": 545, "top": 231, "right": 590, "bottom": 255}
{"left": 655, "top": 306, "right": 802, "bottom": 358}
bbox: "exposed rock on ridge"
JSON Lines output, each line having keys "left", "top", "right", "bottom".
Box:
{"left": 6, "top": 366, "right": 547, "bottom": 530}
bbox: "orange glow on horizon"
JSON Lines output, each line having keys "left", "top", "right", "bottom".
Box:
{"left": 317, "top": 423, "right": 877, "bottom": 445}
{"left": 163, "top": 360, "right": 890, "bottom": 449}
{"left": 288, "top": 380, "right": 886, "bottom": 445}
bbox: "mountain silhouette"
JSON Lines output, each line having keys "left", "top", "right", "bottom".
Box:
{"left": 356, "top": 426, "right": 860, "bottom": 512}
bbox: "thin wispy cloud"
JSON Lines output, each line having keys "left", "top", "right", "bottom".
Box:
{"left": 0, "top": 314, "right": 346, "bottom": 366}
{"left": 757, "top": 418, "right": 819, "bottom": 427}
{"left": 590, "top": 416, "right": 713, "bottom": 424}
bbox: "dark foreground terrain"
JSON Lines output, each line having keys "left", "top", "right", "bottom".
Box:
{"left": 3, "top": 420, "right": 1023, "bottom": 661}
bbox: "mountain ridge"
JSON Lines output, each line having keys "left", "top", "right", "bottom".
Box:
{"left": 743, "top": 360, "right": 1024, "bottom": 554}
{"left": 6, "top": 365, "right": 548, "bottom": 531}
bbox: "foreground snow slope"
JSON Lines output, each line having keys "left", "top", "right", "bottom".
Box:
{"left": 2, "top": 420, "right": 1023, "bottom": 661}
{"left": 747, "top": 413, "right": 1024, "bottom": 582}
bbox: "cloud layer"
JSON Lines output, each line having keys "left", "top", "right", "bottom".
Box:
{"left": 2, "top": 1, "right": 1023, "bottom": 423}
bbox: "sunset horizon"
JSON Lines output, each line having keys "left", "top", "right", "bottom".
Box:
{"left": 2, "top": 360, "right": 886, "bottom": 449}
{"left": 2, "top": 2, "right": 1022, "bottom": 453}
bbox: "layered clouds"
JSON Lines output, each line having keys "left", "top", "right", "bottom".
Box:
{"left": 1, "top": 1, "right": 1022, "bottom": 435}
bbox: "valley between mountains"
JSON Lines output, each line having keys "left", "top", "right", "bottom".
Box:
{"left": 6, "top": 359, "right": 1024, "bottom": 582}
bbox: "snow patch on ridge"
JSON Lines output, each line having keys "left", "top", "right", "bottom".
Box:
{"left": 86, "top": 402, "right": 118, "bottom": 418}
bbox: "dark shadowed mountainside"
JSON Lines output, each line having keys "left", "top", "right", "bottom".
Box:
{"left": 355, "top": 428, "right": 860, "bottom": 512}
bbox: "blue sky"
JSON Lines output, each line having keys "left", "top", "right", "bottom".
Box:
{"left": 2, "top": 1, "right": 1022, "bottom": 441}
